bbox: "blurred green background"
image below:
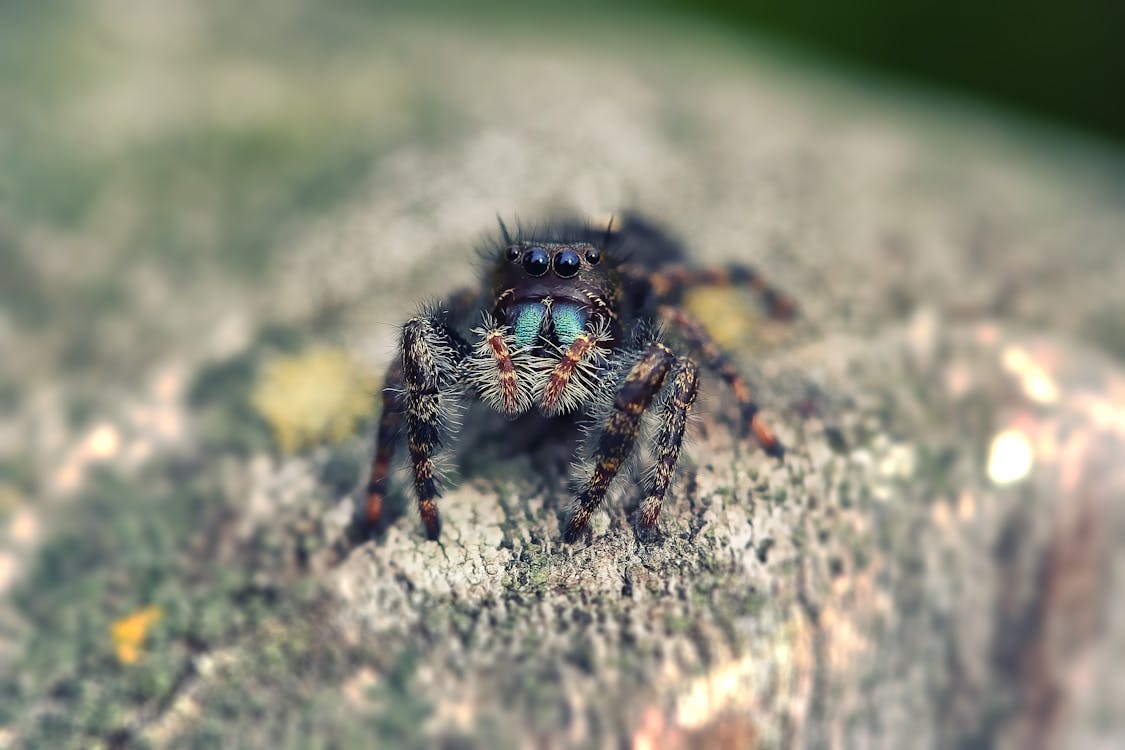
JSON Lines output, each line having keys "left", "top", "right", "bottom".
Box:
{"left": 668, "top": 0, "right": 1125, "bottom": 143}
{"left": 4, "top": 0, "right": 1121, "bottom": 381}
{"left": 2, "top": 1, "right": 1123, "bottom": 747}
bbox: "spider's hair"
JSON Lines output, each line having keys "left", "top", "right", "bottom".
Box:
{"left": 466, "top": 314, "right": 539, "bottom": 417}
{"left": 566, "top": 341, "right": 664, "bottom": 522}
{"left": 571, "top": 339, "right": 647, "bottom": 465}
{"left": 472, "top": 213, "right": 630, "bottom": 270}
{"left": 400, "top": 304, "right": 470, "bottom": 457}
{"left": 528, "top": 317, "right": 614, "bottom": 416}
{"left": 404, "top": 306, "right": 463, "bottom": 381}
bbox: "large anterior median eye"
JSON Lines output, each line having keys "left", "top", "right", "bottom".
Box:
{"left": 553, "top": 249, "right": 581, "bottom": 278}
{"left": 522, "top": 247, "right": 550, "bottom": 276}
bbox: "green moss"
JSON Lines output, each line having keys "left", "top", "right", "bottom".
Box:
{"left": 742, "top": 590, "right": 771, "bottom": 617}
{"left": 913, "top": 443, "right": 957, "bottom": 498}
{"left": 2, "top": 460, "right": 344, "bottom": 746}
{"left": 117, "top": 126, "right": 385, "bottom": 277}
{"left": 365, "top": 650, "right": 433, "bottom": 750}
{"left": 0, "top": 135, "right": 106, "bottom": 230}
{"left": 0, "top": 458, "right": 36, "bottom": 496}
{"left": 189, "top": 353, "right": 257, "bottom": 405}
{"left": 0, "top": 232, "right": 51, "bottom": 329}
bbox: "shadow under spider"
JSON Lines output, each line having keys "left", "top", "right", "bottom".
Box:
{"left": 342, "top": 405, "right": 594, "bottom": 547}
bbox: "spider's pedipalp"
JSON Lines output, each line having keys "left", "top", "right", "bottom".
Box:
{"left": 467, "top": 316, "right": 537, "bottom": 418}
{"left": 538, "top": 319, "right": 612, "bottom": 416}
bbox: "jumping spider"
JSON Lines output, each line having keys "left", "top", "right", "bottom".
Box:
{"left": 362, "top": 215, "right": 795, "bottom": 543}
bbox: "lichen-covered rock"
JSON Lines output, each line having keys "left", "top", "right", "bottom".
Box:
{"left": 2, "top": 5, "right": 1123, "bottom": 748}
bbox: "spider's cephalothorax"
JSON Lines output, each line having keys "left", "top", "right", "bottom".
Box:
{"left": 362, "top": 215, "right": 796, "bottom": 543}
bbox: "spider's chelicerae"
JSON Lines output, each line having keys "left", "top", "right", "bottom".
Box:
{"left": 362, "top": 215, "right": 795, "bottom": 543}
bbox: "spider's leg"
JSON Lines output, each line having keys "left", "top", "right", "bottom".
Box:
{"left": 643, "top": 262, "right": 797, "bottom": 320}
{"left": 638, "top": 355, "right": 700, "bottom": 531}
{"left": 564, "top": 342, "right": 675, "bottom": 543}
{"left": 401, "top": 314, "right": 471, "bottom": 540}
{"left": 362, "top": 359, "right": 404, "bottom": 529}
{"left": 360, "top": 287, "right": 477, "bottom": 541}
{"left": 658, "top": 305, "right": 784, "bottom": 457}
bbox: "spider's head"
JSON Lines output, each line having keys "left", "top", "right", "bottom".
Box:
{"left": 500, "top": 241, "right": 607, "bottom": 292}
{"left": 491, "top": 232, "right": 622, "bottom": 349}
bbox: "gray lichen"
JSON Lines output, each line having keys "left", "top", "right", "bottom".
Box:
{"left": 2, "top": 4, "right": 1124, "bottom": 749}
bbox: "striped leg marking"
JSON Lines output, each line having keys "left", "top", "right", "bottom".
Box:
{"left": 659, "top": 306, "right": 784, "bottom": 457}
{"left": 401, "top": 316, "right": 466, "bottom": 540}
{"left": 648, "top": 263, "right": 797, "bottom": 320}
{"left": 540, "top": 330, "right": 611, "bottom": 416}
{"left": 364, "top": 359, "right": 405, "bottom": 529}
{"left": 564, "top": 343, "right": 675, "bottom": 543}
{"left": 638, "top": 356, "right": 700, "bottom": 530}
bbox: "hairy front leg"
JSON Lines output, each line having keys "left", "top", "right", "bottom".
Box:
{"left": 564, "top": 343, "right": 675, "bottom": 543}
{"left": 401, "top": 315, "right": 470, "bottom": 540}
{"left": 637, "top": 356, "right": 700, "bottom": 532}
{"left": 360, "top": 287, "right": 477, "bottom": 540}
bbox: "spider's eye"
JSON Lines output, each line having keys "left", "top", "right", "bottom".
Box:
{"left": 505, "top": 246, "right": 520, "bottom": 262}
{"left": 522, "top": 247, "right": 550, "bottom": 276}
{"left": 554, "top": 249, "right": 581, "bottom": 278}
{"left": 584, "top": 248, "right": 601, "bottom": 265}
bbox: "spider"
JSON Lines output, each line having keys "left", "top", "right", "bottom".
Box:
{"left": 361, "top": 215, "right": 795, "bottom": 543}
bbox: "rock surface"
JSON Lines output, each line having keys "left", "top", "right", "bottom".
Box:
{"left": 1, "top": 5, "right": 1123, "bottom": 748}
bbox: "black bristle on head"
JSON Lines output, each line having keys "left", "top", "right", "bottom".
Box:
{"left": 602, "top": 214, "right": 616, "bottom": 250}
{"left": 496, "top": 214, "right": 512, "bottom": 246}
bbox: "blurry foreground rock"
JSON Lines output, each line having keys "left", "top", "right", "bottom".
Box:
{"left": 2, "top": 7, "right": 1124, "bottom": 749}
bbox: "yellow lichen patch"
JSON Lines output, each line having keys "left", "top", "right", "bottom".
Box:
{"left": 682, "top": 287, "right": 759, "bottom": 349}
{"left": 251, "top": 347, "right": 377, "bottom": 454}
{"left": 111, "top": 606, "right": 163, "bottom": 665}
